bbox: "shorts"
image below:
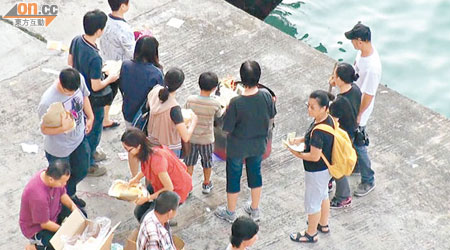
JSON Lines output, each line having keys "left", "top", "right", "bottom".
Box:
{"left": 304, "top": 169, "right": 331, "bottom": 214}
{"left": 184, "top": 143, "right": 214, "bottom": 168}
{"left": 226, "top": 155, "right": 263, "bottom": 193}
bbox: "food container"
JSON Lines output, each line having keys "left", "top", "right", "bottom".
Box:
{"left": 107, "top": 180, "right": 148, "bottom": 201}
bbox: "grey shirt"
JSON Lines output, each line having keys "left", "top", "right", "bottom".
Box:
{"left": 38, "top": 77, "right": 90, "bottom": 157}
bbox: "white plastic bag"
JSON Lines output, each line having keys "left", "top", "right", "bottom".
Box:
{"left": 62, "top": 217, "right": 111, "bottom": 250}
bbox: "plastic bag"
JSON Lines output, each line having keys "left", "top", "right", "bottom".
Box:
{"left": 62, "top": 217, "right": 111, "bottom": 250}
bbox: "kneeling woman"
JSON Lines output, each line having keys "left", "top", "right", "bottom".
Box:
{"left": 121, "top": 128, "right": 192, "bottom": 222}
{"left": 287, "top": 90, "right": 334, "bottom": 243}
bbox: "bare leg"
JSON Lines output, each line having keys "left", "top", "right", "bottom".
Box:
{"left": 227, "top": 192, "right": 239, "bottom": 212}
{"left": 203, "top": 168, "right": 212, "bottom": 185}
{"left": 103, "top": 105, "right": 112, "bottom": 126}
{"left": 319, "top": 199, "right": 330, "bottom": 230}
{"left": 306, "top": 211, "right": 320, "bottom": 237}
{"left": 250, "top": 187, "right": 262, "bottom": 209}
{"left": 187, "top": 166, "right": 194, "bottom": 176}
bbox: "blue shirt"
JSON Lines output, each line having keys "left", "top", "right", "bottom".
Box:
{"left": 69, "top": 35, "right": 103, "bottom": 92}
{"left": 119, "top": 60, "right": 163, "bottom": 122}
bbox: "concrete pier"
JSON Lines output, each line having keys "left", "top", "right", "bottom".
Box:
{"left": 1, "top": 0, "right": 449, "bottom": 249}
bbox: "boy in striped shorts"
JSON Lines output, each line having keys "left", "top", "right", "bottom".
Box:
{"left": 184, "top": 72, "right": 225, "bottom": 194}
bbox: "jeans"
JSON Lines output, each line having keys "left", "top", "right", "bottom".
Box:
{"left": 134, "top": 185, "right": 155, "bottom": 223}
{"left": 226, "top": 155, "right": 263, "bottom": 193}
{"left": 87, "top": 106, "right": 104, "bottom": 166}
{"left": 31, "top": 206, "right": 71, "bottom": 250}
{"left": 171, "top": 149, "right": 182, "bottom": 159}
{"left": 355, "top": 144, "right": 375, "bottom": 185}
{"left": 333, "top": 176, "right": 351, "bottom": 202}
{"left": 45, "top": 138, "right": 90, "bottom": 196}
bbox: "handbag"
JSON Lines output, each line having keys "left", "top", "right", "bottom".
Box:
{"left": 89, "top": 85, "right": 113, "bottom": 107}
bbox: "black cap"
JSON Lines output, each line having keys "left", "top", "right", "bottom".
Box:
{"left": 345, "top": 22, "right": 371, "bottom": 41}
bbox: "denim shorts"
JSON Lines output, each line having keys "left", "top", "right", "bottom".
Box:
{"left": 304, "top": 169, "right": 331, "bottom": 214}
{"left": 226, "top": 155, "right": 263, "bottom": 193}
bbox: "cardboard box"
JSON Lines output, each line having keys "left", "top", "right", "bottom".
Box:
{"left": 50, "top": 209, "right": 120, "bottom": 250}
{"left": 124, "top": 228, "right": 185, "bottom": 250}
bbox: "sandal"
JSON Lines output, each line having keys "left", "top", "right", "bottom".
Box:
{"left": 289, "top": 231, "right": 318, "bottom": 243}
{"left": 317, "top": 224, "right": 330, "bottom": 234}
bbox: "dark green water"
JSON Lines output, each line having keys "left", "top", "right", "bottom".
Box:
{"left": 265, "top": 0, "right": 450, "bottom": 118}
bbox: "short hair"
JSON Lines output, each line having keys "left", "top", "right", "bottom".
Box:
{"left": 154, "top": 191, "right": 180, "bottom": 214}
{"left": 336, "top": 62, "right": 359, "bottom": 84}
{"left": 83, "top": 10, "right": 107, "bottom": 36}
{"left": 59, "top": 68, "right": 81, "bottom": 91}
{"left": 108, "top": 0, "right": 129, "bottom": 11}
{"left": 198, "top": 72, "right": 218, "bottom": 91}
{"left": 230, "top": 217, "right": 259, "bottom": 247}
{"left": 45, "top": 159, "right": 71, "bottom": 180}
{"left": 240, "top": 60, "right": 261, "bottom": 87}
{"left": 309, "top": 90, "right": 334, "bottom": 109}
{"left": 345, "top": 21, "right": 371, "bottom": 42}
{"left": 159, "top": 68, "right": 184, "bottom": 102}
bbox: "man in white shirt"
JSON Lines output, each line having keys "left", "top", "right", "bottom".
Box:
{"left": 345, "top": 22, "right": 382, "bottom": 197}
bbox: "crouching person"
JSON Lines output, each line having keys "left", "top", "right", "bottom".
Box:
{"left": 137, "top": 191, "right": 180, "bottom": 250}
{"left": 19, "top": 160, "right": 78, "bottom": 250}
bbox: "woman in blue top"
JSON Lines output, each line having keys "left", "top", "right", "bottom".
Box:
{"left": 119, "top": 36, "right": 163, "bottom": 124}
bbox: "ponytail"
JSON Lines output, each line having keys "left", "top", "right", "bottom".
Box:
{"left": 158, "top": 86, "right": 170, "bottom": 103}
{"left": 230, "top": 235, "right": 243, "bottom": 248}
{"left": 336, "top": 62, "right": 358, "bottom": 84}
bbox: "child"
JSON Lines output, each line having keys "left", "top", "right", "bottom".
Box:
{"left": 99, "top": 0, "right": 136, "bottom": 129}
{"left": 68, "top": 9, "right": 118, "bottom": 177}
{"left": 184, "top": 72, "right": 224, "bottom": 194}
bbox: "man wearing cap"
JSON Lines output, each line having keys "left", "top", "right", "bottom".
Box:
{"left": 345, "top": 22, "right": 382, "bottom": 197}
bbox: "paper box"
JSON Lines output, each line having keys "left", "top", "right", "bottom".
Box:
{"left": 50, "top": 209, "right": 120, "bottom": 250}
{"left": 124, "top": 228, "right": 185, "bottom": 250}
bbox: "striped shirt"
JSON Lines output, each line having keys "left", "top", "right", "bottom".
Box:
{"left": 185, "top": 95, "right": 224, "bottom": 144}
{"left": 137, "top": 211, "right": 175, "bottom": 250}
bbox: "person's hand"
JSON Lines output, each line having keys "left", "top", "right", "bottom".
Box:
{"left": 288, "top": 137, "right": 302, "bottom": 145}
{"left": 328, "top": 75, "right": 336, "bottom": 87}
{"left": 128, "top": 178, "right": 139, "bottom": 186}
{"left": 189, "top": 113, "right": 198, "bottom": 127}
{"left": 85, "top": 117, "right": 93, "bottom": 134}
{"left": 134, "top": 195, "right": 149, "bottom": 205}
{"left": 61, "top": 112, "right": 74, "bottom": 132}
{"left": 107, "top": 73, "right": 119, "bottom": 84}
{"left": 288, "top": 147, "right": 302, "bottom": 158}
{"left": 356, "top": 114, "right": 361, "bottom": 125}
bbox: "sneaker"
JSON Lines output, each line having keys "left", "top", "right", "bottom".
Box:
{"left": 330, "top": 197, "right": 352, "bottom": 209}
{"left": 214, "top": 206, "right": 236, "bottom": 223}
{"left": 71, "top": 195, "right": 86, "bottom": 208}
{"left": 328, "top": 180, "right": 334, "bottom": 193}
{"left": 244, "top": 202, "right": 260, "bottom": 222}
{"left": 202, "top": 182, "right": 214, "bottom": 194}
{"left": 87, "top": 164, "right": 107, "bottom": 177}
{"left": 354, "top": 182, "right": 376, "bottom": 197}
{"left": 93, "top": 150, "right": 107, "bottom": 162}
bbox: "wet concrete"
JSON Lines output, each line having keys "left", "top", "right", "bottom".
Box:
{"left": 1, "top": 0, "right": 450, "bottom": 249}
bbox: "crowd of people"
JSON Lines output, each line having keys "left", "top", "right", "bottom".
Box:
{"left": 18, "top": 0, "right": 381, "bottom": 249}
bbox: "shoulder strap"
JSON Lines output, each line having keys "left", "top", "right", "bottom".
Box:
{"left": 310, "top": 116, "right": 336, "bottom": 168}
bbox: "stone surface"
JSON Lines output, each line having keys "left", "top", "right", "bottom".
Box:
{"left": 1, "top": 0, "right": 449, "bottom": 249}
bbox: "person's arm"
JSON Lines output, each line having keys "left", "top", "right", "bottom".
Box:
{"left": 90, "top": 75, "right": 118, "bottom": 92}
{"left": 175, "top": 115, "right": 198, "bottom": 142}
{"left": 357, "top": 93, "right": 374, "bottom": 124}
{"left": 289, "top": 145, "right": 321, "bottom": 162}
{"left": 40, "top": 112, "right": 75, "bottom": 135}
{"left": 288, "top": 137, "right": 305, "bottom": 145}
{"left": 83, "top": 96, "right": 94, "bottom": 134}
{"left": 134, "top": 171, "right": 174, "bottom": 205}
{"left": 120, "top": 33, "right": 135, "bottom": 60}
{"left": 60, "top": 194, "right": 77, "bottom": 212}
{"left": 40, "top": 220, "right": 60, "bottom": 232}
{"left": 68, "top": 54, "right": 73, "bottom": 67}
{"left": 129, "top": 171, "right": 145, "bottom": 185}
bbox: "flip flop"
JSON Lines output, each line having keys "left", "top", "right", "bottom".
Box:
{"left": 289, "top": 231, "right": 318, "bottom": 243}
{"left": 103, "top": 121, "right": 120, "bottom": 129}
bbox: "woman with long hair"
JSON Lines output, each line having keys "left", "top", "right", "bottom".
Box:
{"left": 121, "top": 128, "right": 192, "bottom": 222}
{"left": 287, "top": 90, "right": 334, "bottom": 243}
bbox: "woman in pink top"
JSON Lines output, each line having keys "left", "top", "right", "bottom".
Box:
{"left": 121, "top": 128, "right": 192, "bottom": 222}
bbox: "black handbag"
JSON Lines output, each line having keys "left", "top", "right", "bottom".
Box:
{"left": 89, "top": 85, "right": 113, "bottom": 107}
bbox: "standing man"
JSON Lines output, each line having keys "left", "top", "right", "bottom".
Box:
{"left": 99, "top": 0, "right": 136, "bottom": 129}
{"left": 38, "top": 68, "right": 93, "bottom": 208}
{"left": 20, "top": 159, "right": 78, "bottom": 250}
{"left": 137, "top": 191, "right": 180, "bottom": 250}
{"left": 345, "top": 22, "right": 382, "bottom": 197}
{"left": 68, "top": 10, "right": 119, "bottom": 176}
